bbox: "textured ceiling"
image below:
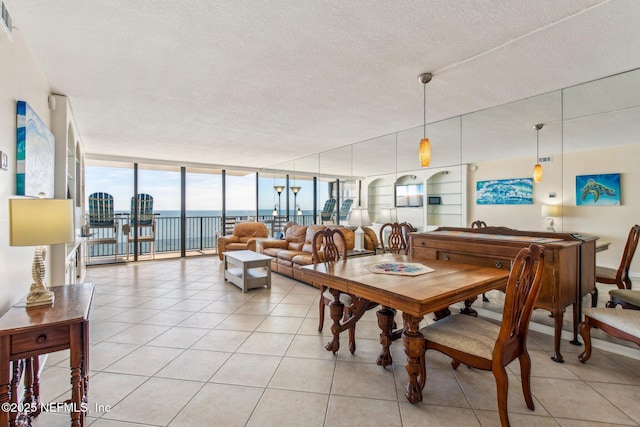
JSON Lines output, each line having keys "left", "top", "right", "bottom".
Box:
{"left": 7, "top": 0, "right": 640, "bottom": 170}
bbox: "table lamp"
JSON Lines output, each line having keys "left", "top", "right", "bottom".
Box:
{"left": 378, "top": 207, "right": 398, "bottom": 224}
{"left": 349, "top": 207, "right": 371, "bottom": 252}
{"left": 541, "top": 204, "right": 562, "bottom": 232}
{"left": 9, "top": 197, "right": 74, "bottom": 308}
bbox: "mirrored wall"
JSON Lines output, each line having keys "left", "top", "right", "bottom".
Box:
{"left": 271, "top": 67, "right": 640, "bottom": 275}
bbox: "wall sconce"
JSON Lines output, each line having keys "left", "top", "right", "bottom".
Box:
{"left": 533, "top": 124, "right": 544, "bottom": 183}
{"left": 9, "top": 197, "right": 74, "bottom": 308}
{"left": 418, "top": 72, "right": 433, "bottom": 167}
{"left": 541, "top": 204, "right": 562, "bottom": 232}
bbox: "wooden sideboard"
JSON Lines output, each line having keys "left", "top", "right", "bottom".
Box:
{"left": 410, "top": 227, "right": 597, "bottom": 363}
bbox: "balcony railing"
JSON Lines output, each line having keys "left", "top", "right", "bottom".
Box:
{"left": 86, "top": 213, "right": 318, "bottom": 262}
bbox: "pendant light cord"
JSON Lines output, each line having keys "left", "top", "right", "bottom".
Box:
{"left": 423, "top": 83, "right": 426, "bottom": 138}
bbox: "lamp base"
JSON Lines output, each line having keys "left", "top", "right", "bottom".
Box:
{"left": 353, "top": 226, "right": 365, "bottom": 252}
{"left": 26, "top": 283, "right": 55, "bottom": 308}
{"left": 26, "top": 246, "right": 54, "bottom": 308}
{"left": 545, "top": 217, "right": 556, "bottom": 233}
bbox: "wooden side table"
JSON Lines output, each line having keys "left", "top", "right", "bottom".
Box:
{"left": 0, "top": 283, "right": 94, "bottom": 427}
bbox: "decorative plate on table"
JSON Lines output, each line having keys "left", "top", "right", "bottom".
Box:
{"left": 365, "top": 262, "right": 434, "bottom": 276}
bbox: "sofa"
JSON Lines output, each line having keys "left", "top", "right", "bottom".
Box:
{"left": 259, "top": 224, "right": 357, "bottom": 284}
{"left": 217, "top": 221, "right": 270, "bottom": 260}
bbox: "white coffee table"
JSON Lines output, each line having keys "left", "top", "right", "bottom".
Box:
{"left": 223, "top": 250, "right": 272, "bottom": 292}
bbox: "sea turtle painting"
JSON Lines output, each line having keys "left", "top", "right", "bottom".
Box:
{"left": 580, "top": 179, "right": 616, "bottom": 202}
{"left": 576, "top": 174, "right": 620, "bottom": 206}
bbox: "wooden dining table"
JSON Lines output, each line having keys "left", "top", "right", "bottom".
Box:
{"left": 300, "top": 253, "right": 509, "bottom": 403}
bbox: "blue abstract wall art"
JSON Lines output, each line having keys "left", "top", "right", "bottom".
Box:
{"left": 476, "top": 178, "right": 533, "bottom": 205}
{"left": 576, "top": 173, "right": 620, "bottom": 206}
{"left": 16, "top": 101, "right": 55, "bottom": 197}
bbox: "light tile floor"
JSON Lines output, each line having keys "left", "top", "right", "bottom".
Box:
{"left": 31, "top": 256, "right": 640, "bottom": 426}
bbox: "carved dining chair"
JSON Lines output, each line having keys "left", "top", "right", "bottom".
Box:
{"left": 471, "top": 220, "right": 490, "bottom": 301}
{"left": 578, "top": 307, "right": 640, "bottom": 363}
{"left": 379, "top": 222, "right": 412, "bottom": 255}
{"left": 599, "top": 225, "right": 640, "bottom": 308}
{"left": 313, "top": 228, "right": 358, "bottom": 352}
{"left": 419, "top": 244, "right": 546, "bottom": 427}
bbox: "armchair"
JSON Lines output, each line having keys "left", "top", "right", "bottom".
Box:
{"left": 217, "top": 222, "right": 270, "bottom": 260}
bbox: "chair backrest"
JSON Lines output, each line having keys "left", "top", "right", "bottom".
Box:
{"left": 88, "top": 192, "right": 115, "bottom": 227}
{"left": 131, "top": 193, "right": 154, "bottom": 226}
{"left": 312, "top": 228, "right": 347, "bottom": 264}
{"left": 379, "top": 222, "right": 412, "bottom": 254}
{"left": 320, "top": 198, "right": 337, "bottom": 221}
{"left": 471, "top": 220, "right": 487, "bottom": 228}
{"left": 616, "top": 224, "right": 640, "bottom": 289}
{"left": 338, "top": 199, "right": 353, "bottom": 221}
{"left": 496, "top": 244, "right": 546, "bottom": 354}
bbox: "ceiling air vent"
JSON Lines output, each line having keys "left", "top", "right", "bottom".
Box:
{"left": 538, "top": 155, "right": 553, "bottom": 164}
{"left": 1, "top": 0, "right": 13, "bottom": 40}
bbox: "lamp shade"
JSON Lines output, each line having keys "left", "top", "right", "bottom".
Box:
{"left": 9, "top": 198, "right": 74, "bottom": 246}
{"left": 533, "top": 163, "right": 543, "bottom": 183}
{"left": 349, "top": 207, "right": 371, "bottom": 227}
{"left": 419, "top": 138, "right": 431, "bottom": 167}
{"left": 378, "top": 207, "right": 398, "bottom": 224}
{"left": 290, "top": 186, "right": 301, "bottom": 194}
{"left": 274, "top": 185, "right": 285, "bottom": 194}
{"left": 541, "top": 204, "right": 562, "bottom": 218}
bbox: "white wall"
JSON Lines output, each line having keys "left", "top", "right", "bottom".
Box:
{"left": 0, "top": 30, "right": 53, "bottom": 313}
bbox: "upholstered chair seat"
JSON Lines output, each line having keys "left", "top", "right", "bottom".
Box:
{"left": 322, "top": 289, "right": 353, "bottom": 307}
{"left": 579, "top": 307, "right": 640, "bottom": 363}
{"left": 420, "top": 314, "right": 499, "bottom": 360}
{"left": 608, "top": 289, "right": 640, "bottom": 309}
{"left": 583, "top": 307, "right": 640, "bottom": 337}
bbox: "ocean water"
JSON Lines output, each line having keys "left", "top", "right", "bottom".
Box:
{"left": 91, "top": 209, "right": 313, "bottom": 256}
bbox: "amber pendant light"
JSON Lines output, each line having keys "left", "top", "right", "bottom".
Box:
{"left": 418, "top": 72, "right": 433, "bottom": 167}
{"left": 533, "top": 124, "right": 544, "bottom": 183}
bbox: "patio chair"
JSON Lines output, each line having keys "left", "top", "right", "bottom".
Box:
{"left": 126, "top": 193, "right": 156, "bottom": 260}
{"left": 319, "top": 198, "right": 336, "bottom": 224}
{"left": 338, "top": 198, "right": 353, "bottom": 223}
{"left": 85, "top": 192, "right": 119, "bottom": 262}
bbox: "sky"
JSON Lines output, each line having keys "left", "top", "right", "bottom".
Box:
{"left": 85, "top": 166, "right": 325, "bottom": 213}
